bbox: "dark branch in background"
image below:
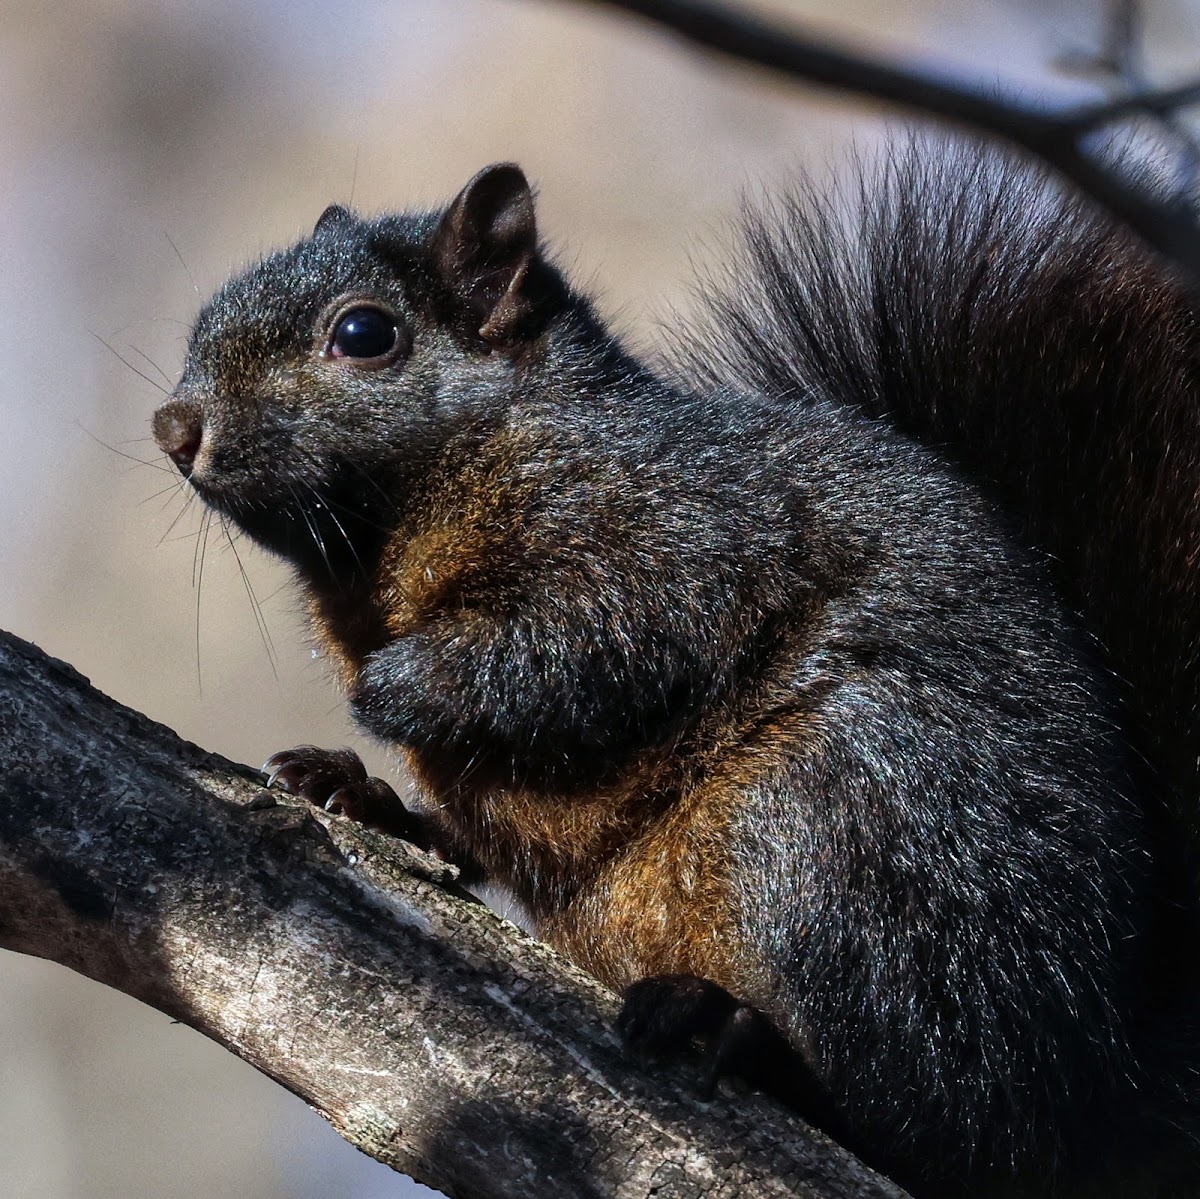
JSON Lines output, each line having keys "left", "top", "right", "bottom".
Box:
{"left": 0, "top": 630, "right": 908, "bottom": 1199}
{"left": 563, "top": 0, "right": 1200, "bottom": 281}
{"left": 1063, "top": 0, "right": 1200, "bottom": 192}
{"left": 1073, "top": 75, "right": 1200, "bottom": 127}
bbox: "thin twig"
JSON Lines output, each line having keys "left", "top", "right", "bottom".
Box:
{"left": 1063, "top": 76, "right": 1200, "bottom": 130}
{"left": 565, "top": 0, "right": 1200, "bottom": 280}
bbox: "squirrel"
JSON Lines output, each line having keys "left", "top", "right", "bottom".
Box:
{"left": 151, "top": 144, "right": 1200, "bottom": 1199}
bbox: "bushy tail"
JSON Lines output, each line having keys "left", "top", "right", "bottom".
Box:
{"left": 677, "top": 141, "right": 1200, "bottom": 851}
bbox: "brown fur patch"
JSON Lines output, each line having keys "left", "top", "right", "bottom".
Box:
{"left": 403, "top": 698, "right": 823, "bottom": 999}
{"left": 407, "top": 741, "right": 747, "bottom": 993}
{"left": 306, "top": 584, "right": 390, "bottom": 691}
{"left": 306, "top": 489, "right": 495, "bottom": 687}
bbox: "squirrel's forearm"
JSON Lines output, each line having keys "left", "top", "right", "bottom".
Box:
{"left": 349, "top": 601, "right": 736, "bottom": 788}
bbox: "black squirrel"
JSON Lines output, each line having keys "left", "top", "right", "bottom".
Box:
{"left": 151, "top": 145, "right": 1200, "bottom": 1198}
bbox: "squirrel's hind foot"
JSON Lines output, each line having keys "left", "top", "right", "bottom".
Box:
{"left": 618, "top": 974, "right": 842, "bottom": 1134}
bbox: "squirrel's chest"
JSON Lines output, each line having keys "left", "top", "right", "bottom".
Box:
{"left": 405, "top": 746, "right": 753, "bottom": 995}
{"left": 306, "top": 523, "right": 487, "bottom": 689}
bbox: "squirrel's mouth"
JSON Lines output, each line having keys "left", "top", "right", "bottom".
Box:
{"left": 189, "top": 466, "right": 386, "bottom": 588}
{"left": 153, "top": 390, "right": 387, "bottom": 584}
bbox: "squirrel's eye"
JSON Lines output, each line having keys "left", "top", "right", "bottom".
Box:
{"left": 328, "top": 307, "right": 400, "bottom": 362}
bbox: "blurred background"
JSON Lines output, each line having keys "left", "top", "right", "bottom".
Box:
{"left": 1, "top": 0, "right": 1197, "bottom": 1195}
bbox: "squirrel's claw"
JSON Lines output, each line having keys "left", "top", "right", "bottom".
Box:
{"left": 261, "top": 745, "right": 425, "bottom": 844}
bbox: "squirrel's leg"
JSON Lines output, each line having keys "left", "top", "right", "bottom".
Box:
{"left": 348, "top": 616, "right": 721, "bottom": 791}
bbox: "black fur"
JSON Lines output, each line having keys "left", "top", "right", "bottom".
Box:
{"left": 155, "top": 147, "right": 1200, "bottom": 1198}
{"left": 676, "top": 144, "right": 1200, "bottom": 850}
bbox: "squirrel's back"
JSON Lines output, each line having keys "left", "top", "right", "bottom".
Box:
{"left": 680, "top": 144, "right": 1200, "bottom": 845}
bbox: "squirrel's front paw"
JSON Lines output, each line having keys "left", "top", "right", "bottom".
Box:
{"left": 262, "top": 745, "right": 427, "bottom": 845}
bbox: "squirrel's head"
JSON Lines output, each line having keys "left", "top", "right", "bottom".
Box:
{"left": 152, "top": 163, "right": 573, "bottom": 581}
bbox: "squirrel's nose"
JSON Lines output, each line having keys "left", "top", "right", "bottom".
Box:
{"left": 152, "top": 398, "right": 204, "bottom": 473}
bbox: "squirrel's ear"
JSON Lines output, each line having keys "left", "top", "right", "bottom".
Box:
{"left": 314, "top": 203, "right": 354, "bottom": 235}
{"left": 432, "top": 163, "right": 558, "bottom": 347}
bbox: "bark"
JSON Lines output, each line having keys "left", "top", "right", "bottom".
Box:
{"left": 0, "top": 629, "right": 908, "bottom": 1199}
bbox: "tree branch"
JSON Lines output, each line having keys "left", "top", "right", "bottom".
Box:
{"left": 0, "top": 629, "right": 908, "bottom": 1199}
{"left": 562, "top": 0, "right": 1200, "bottom": 281}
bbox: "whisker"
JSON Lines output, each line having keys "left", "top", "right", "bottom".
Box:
{"left": 164, "top": 230, "right": 201, "bottom": 295}
{"left": 122, "top": 461, "right": 170, "bottom": 479}
{"left": 221, "top": 515, "right": 280, "bottom": 679}
{"left": 76, "top": 421, "right": 176, "bottom": 475}
{"left": 88, "top": 329, "right": 169, "bottom": 395}
{"left": 160, "top": 528, "right": 205, "bottom": 545}
{"left": 289, "top": 482, "right": 334, "bottom": 579}
{"left": 342, "top": 457, "right": 404, "bottom": 523}
{"left": 127, "top": 344, "right": 176, "bottom": 389}
{"left": 157, "top": 488, "right": 190, "bottom": 518}
{"left": 299, "top": 478, "right": 366, "bottom": 575}
{"left": 194, "top": 508, "right": 214, "bottom": 695}
{"left": 192, "top": 503, "right": 209, "bottom": 589}
{"left": 323, "top": 504, "right": 363, "bottom": 571}
{"left": 263, "top": 578, "right": 292, "bottom": 602}
{"left": 139, "top": 479, "right": 192, "bottom": 506}
{"left": 159, "top": 485, "right": 199, "bottom": 544}
{"left": 323, "top": 486, "right": 395, "bottom": 536}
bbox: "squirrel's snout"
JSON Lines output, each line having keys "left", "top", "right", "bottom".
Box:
{"left": 153, "top": 397, "right": 204, "bottom": 474}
